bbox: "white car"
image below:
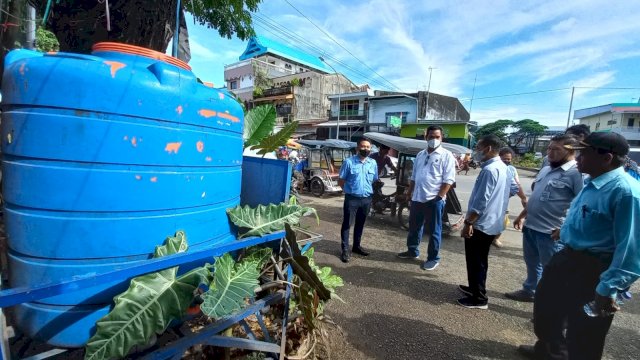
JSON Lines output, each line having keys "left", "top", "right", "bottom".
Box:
{"left": 534, "top": 152, "right": 543, "bottom": 160}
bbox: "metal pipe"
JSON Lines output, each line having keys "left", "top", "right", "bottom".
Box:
{"left": 172, "top": 0, "right": 181, "bottom": 57}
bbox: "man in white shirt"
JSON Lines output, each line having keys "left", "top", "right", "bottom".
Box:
{"left": 397, "top": 126, "right": 456, "bottom": 271}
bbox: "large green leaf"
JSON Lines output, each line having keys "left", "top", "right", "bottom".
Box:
{"left": 282, "top": 224, "right": 331, "bottom": 301}
{"left": 227, "top": 202, "right": 318, "bottom": 238}
{"left": 84, "top": 232, "right": 211, "bottom": 360}
{"left": 244, "top": 104, "right": 277, "bottom": 147}
{"left": 241, "top": 247, "right": 274, "bottom": 271}
{"left": 200, "top": 253, "right": 262, "bottom": 318}
{"left": 254, "top": 121, "right": 299, "bottom": 155}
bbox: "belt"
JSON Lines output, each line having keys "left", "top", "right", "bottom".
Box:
{"left": 565, "top": 246, "right": 613, "bottom": 263}
{"left": 345, "top": 193, "right": 371, "bottom": 199}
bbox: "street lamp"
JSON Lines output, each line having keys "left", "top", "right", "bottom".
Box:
{"left": 319, "top": 56, "right": 341, "bottom": 139}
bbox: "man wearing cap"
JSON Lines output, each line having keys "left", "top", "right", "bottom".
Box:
{"left": 505, "top": 134, "right": 583, "bottom": 302}
{"left": 519, "top": 132, "right": 640, "bottom": 360}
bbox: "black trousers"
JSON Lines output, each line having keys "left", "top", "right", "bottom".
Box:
{"left": 464, "top": 229, "right": 496, "bottom": 302}
{"left": 340, "top": 194, "right": 372, "bottom": 254}
{"left": 533, "top": 248, "right": 614, "bottom": 360}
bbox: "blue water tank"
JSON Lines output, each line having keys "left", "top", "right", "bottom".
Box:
{"left": 1, "top": 44, "right": 244, "bottom": 346}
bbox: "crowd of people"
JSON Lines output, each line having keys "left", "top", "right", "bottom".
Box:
{"left": 336, "top": 125, "right": 639, "bottom": 360}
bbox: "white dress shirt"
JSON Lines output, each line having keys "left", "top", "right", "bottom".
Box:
{"left": 410, "top": 146, "right": 456, "bottom": 202}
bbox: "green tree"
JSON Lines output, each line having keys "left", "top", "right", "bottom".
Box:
{"left": 35, "top": 28, "right": 60, "bottom": 52}
{"left": 474, "top": 119, "right": 514, "bottom": 144}
{"left": 28, "top": 0, "right": 261, "bottom": 54}
{"left": 510, "top": 119, "right": 547, "bottom": 149}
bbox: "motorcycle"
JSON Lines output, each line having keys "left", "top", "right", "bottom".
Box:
{"left": 370, "top": 178, "right": 397, "bottom": 216}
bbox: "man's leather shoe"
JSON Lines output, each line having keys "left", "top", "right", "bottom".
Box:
{"left": 517, "top": 344, "right": 538, "bottom": 359}
{"left": 352, "top": 247, "right": 370, "bottom": 256}
{"left": 340, "top": 253, "right": 350, "bottom": 263}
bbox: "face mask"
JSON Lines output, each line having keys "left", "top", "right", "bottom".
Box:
{"left": 472, "top": 150, "right": 485, "bottom": 163}
{"left": 359, "top": 149, "right": 371, "bottom": 157}
{"left": 427, "top": 139, "right": 441, "bottom": 149}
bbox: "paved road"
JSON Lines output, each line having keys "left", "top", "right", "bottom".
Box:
{"left": 298, "top": 167, "right": 639, "bottom": 360}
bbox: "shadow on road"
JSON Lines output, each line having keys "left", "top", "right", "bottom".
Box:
{"left": 329, "top": 312, "right": 529, "bottom": 359}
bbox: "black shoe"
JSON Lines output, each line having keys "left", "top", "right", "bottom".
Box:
{"left": 458, "top": 285, "right": 472, "bottom": 297}
{"left": 340, "top": 253, "right": 350, "bottom": 263}
{"left": 456, "top": 296, "right": 488, "bottom": 309}
{"left": 517, "top": 344, "right": 538, "bottom": 359}
{"left": 397, "top": 251, "right": 419, "bottom": 259}
{"left": 352, "top": 247, "right": 370, "bottom": 256}
{"left": 505, "top": 289, "right": 535, "bottom": 302}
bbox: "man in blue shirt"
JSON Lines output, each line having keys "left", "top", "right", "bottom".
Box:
{"left": 458, "top": 135, "right": 511, "bottom": 309}
{"left": 519, "top": 132, "right": 640, "bottom": 360}
{"left": 338, "top": 139, "right": 378, "bottom": 263}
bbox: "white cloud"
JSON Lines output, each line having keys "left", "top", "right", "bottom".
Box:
{"left": 188, "top": 0, "right": 640, "bottom": 125}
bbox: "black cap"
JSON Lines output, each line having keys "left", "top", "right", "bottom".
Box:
{"left": 564, "top": 132, "right": 629, "bottom": 156}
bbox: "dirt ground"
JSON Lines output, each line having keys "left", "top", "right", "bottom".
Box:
{"left": 298, "top": 168, "right": 640, "bottom": 360}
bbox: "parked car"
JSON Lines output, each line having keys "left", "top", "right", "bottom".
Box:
{"left": 534, "top": 152, "right": 543, "bottom": 160}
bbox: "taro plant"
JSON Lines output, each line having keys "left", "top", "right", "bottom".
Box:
{"left": 84, "top": 231, "right": 213, "bottom": 360}
{"left": 226, "top": 196, "right": 318, "bottom": 238}
{"left": 84, "top": 200, "right": 324, "bottom": 360}
{"left": 243, "top": 104, "right": 299, "bottom": 156}
{"left": 281, "top": 224, "right": 343, "bottom": 331}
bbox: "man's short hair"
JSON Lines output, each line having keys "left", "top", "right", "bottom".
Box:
{"left": 565, "top": 124, "right": 590, "bottom": 138}
{"left": 551, "top": 134, "right": 579, "bottom": 150}
{"left": 426, "top": 125, "right": 444, "bottom": 136}
{"left": 478, "top": 135, "right": 503, "bottom": 150}
{"left": 358, "top": 139, "right": 371, "bottom": 146}
{"left": 499, "top": 147, "right": 515, "bottom": 157}
{"left": 379, "top": 144, "right": 390, "bottom": 151}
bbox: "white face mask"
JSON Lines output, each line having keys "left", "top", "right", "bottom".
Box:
{"left": 472, "top": 150, "right": 485, "bottom": 163}
{"left": 427, "top": 138, "right": 441, "bottom": 149}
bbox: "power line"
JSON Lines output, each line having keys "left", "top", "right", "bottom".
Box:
{"left": 252, "top": 15, "right": 393, "bottom": 90}
{"left": 460, "top": 87, "right": 570, "bottom": 101}
{"left": 252, "top": 15, "right": 395, "bottom": 90}
{"left": 281, "top": 0, "right": 402, "bottom": 92}
{"left": 574, "top": 86, "right": 640, "bottom": 90}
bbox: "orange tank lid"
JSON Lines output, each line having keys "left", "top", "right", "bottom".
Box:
{"left": 92, "top": 42, "right": 191, "bottom": 71}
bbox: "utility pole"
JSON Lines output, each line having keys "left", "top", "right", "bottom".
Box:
{"left": 566, "top": 86, "right": 575, "bottom": 129}
{"left": 426, "top": 67, "right": 436, "bottom": 119}
{"left": 469, "top": 74, "right": 477, "bottom": 117}
{"left": 319, "top": 56, "right": 341, "bottom": 139}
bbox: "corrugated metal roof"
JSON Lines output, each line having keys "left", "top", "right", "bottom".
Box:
{"left": 239, "top": 36, "right": 332, "bottom": 74}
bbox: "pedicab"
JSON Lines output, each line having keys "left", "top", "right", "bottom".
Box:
{"left": 295, "top": 139, "right": 357, "bottom": 197}
{"left": 363, "top": 132, "right": 471, "bottom": 234}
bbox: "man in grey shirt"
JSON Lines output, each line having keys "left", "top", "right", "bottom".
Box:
{"left": 458, "top": 135, "right": 511, "bottom": 309}
{"left": 506, "top": 134, "right": 583, "bottom": 302}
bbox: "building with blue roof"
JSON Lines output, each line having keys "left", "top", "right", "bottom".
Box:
{"left": 224, "top": 36, "right": 359, "bottom": 138}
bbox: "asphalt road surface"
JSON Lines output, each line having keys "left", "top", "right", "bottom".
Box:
{"left": 298, "top": 167, "right": 639, "bottom": 360}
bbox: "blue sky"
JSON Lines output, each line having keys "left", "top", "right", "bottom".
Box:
{"left": 183, "top": 0, "right": 640, "bottom": 126}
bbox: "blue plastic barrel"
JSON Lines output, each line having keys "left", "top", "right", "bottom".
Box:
{"left": 1, "top": 43, "right": 244, "bottom": 346}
